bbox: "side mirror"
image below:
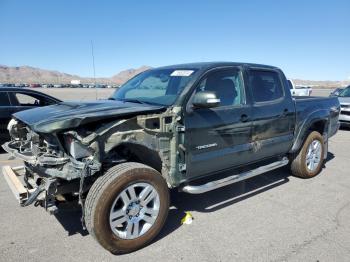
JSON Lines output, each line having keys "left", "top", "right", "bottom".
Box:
{"left": 192, "top": 91, "right": 220, "bottom": 109}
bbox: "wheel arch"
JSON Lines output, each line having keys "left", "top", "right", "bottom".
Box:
{"left": 105, "top": 142, "right": 163, "bottom": 175}
{"left": 290, "top": 109, "right": 330, "bottom": 153}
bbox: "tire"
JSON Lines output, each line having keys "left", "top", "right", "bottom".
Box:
{"left": 84, "top": 162, "right": 169, "bottom": 254}
{"left": 290, "top": 131, "right": 325, "bottom": 178}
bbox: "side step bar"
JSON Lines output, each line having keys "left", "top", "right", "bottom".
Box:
{"left": 181, "top": 157, "right": 289, "bottom": 194}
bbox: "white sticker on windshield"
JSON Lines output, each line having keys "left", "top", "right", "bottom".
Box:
{"left": 171, "top": 70, "right": 194, "bottom": 77}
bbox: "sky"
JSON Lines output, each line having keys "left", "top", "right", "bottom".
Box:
{"left": 0, "top": 0, "right": 349, "bottom": 80}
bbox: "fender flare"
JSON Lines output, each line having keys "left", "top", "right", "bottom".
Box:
{"left": 290, "top": 109, "right": 330, "bottom": 153}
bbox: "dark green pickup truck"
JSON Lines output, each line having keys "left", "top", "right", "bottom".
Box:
{"left": 2, "top": 62, "right": 340, "bottom": 254}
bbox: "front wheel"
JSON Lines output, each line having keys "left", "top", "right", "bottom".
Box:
{"left": 84, "top": 162, "right": 169, "bottom": 254}
{"left": 290, "top": 131, "right": 325, "bottom": 178}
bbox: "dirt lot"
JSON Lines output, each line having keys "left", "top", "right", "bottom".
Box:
{"left": 36, "top": 87, "right": 115, "bottom": 101}
{"left": 1, "top": 89, "right": 350, "bottom": 261}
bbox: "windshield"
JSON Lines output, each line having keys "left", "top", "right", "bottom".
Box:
{"left": 111, "top": 68, "right": 197, "bottom": 106}
{"left": 339, "top": 87, "right": 350, "bottom": 97}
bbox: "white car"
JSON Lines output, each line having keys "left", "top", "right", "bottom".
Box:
{"left": 288, "top": 79, "right": 312, "bottom": 96}
{"left": 338, "top": 86, "right": 350, "bottom": 127}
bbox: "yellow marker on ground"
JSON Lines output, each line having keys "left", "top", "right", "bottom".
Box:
{"left": 181, "top": 211, "right": 194, "bottom": 225}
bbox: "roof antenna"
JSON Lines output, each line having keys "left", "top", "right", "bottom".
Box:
{"left": 90, "top": 40, "right": 97, "bottom": 100}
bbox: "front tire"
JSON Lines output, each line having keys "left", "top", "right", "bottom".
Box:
{"left": 290, "top": 131, "right": 325, "bottom": 178}
{"left": 84, "top": 162, "right": 169, "bottom": 254}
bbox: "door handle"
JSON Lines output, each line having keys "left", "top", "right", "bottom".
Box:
{"left": 240, "top": 114, "right": 249, "bottom": 122}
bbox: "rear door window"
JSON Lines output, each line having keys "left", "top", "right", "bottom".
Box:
{"left": 9, "top": 92, "right": 56, "bottom": 106}
{"left": 248, "top": 70, "right": 284, "bottom": 103}
{"left": 15, "top": 93, "right": 40, "bottom": 106}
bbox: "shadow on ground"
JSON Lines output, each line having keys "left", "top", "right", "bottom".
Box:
{"left": 53, "top": 151, "right": 335, "bottom": 245}
{"left": 340, "top": 126, "right": 350, "bottom": 131}
{"left": 54, "top": 167, "right": 291, "bottom": 239}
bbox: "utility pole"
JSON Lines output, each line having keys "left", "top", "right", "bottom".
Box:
{"left": 91, "top": 40, "right": 97, "bottom": 99}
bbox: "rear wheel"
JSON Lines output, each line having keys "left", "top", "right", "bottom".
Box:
{"left": 290, "top": 131, "right": 325, "bottom": 178}
{"left": 84, "top": 162, "right": 169, "bottom": 254}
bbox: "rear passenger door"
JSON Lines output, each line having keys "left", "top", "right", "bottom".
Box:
{"left": 247, "top": 68, "right": 295, "bottom": 161}
{"left": 0, "top": 91, "right": 12, "bottom": 141}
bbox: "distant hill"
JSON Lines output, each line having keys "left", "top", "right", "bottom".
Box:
{"left": 0, "top": 65, "right": 151, "bottom": 85}
{"left": 111, "top": 66, "right": 152, "bottom": 84}
{"left": 293, "top": 79, "right": 350, "bottom": 88}
{"left": 0, "top": 64, "right": 349, "bottom": 88}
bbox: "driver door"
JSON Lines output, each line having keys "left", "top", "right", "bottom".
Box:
{"left": 184, "top": 67, "right": 253, "bottom": 179}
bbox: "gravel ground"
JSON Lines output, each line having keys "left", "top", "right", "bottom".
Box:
{"left": 1, "top": 88, "right": 350, "bottom": 262}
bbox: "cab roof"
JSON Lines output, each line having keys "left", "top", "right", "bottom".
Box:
{"left": 156, "top": 61, "right": 279, "bottom": 70}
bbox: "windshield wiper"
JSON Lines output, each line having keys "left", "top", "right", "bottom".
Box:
{"left": 110, "top": 97, "right": 165, "bottom": 106}
{"left": 119, "top": 98, "right": 148, "bottom": 104}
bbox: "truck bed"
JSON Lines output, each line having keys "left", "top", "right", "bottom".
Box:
{"left": 293, "top": 96, "right": 340, "bottom": 140}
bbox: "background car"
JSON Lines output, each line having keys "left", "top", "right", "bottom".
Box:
{"left": 287, "top": 79, "right": 312, "bottom": 96}
{"left": 0, "top": 88, "right": 61, "bottom": 143}
{"left": 338, "top": 86, "right": 350, "bottom": 127}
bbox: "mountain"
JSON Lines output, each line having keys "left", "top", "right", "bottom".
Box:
{"left": 0, "top": 65, "right": 151, "bottom": 85}
{"left": 111, "top": 66, "right": 152, "bottom": 85}
{"left": 292, "top": 79, "right": 350, "bottom": 88}
{"left": 0, "top": 64, "right": 349, "bottom": 88}
{"left": 0, "top": 65, "right": 85, "bottom": 84}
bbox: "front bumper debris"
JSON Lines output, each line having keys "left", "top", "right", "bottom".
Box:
{"left": 2, "top": 141, "right": 101, "bottom": 180}
{"left": 2, "top": 165, "right": 59, "bottom": 213}
{"left": 2, "top": 166, "right": 34, "bottom": 204}
{"left": 2, "top": 141, "right": 69, "bottom": 166}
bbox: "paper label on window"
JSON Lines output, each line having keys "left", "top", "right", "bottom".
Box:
{"left": 170, "top": 70, "right": 194, "bottom": 77}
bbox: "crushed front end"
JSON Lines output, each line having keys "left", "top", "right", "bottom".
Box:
{"left": 2, "top": 119, "right": 101, "bottom": 214}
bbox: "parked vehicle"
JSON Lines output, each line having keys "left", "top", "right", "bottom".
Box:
{"left": 0, "top": 88, "right": 60, "bottom": 143}
{"left": 337, "top": 86, "right": 350, "bottom": 127}
{"left": 30, "top": 83, "right": 41, "bottom": 88}
{"left": 330, "top": 87, "right": 344, "bottom": 97}
{"left": 287, "top": 79, "right": 312, "bottom": 96}
{"left": 2, "top": 62, "right": 340, "bottom": 254}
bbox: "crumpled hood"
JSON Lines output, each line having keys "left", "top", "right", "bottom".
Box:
{"left": 13, "top": 100, "right": 164, "bottom": 133}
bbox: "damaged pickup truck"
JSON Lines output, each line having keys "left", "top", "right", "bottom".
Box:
{"left": 2, "top": 62, "right": 340, "bottom": 254}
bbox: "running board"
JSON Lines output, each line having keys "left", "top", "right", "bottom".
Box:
{"left": 181, "top": 157, "right": 289, "bottom": 194}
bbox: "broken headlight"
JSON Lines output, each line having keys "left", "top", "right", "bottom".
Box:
{"left": 64, "top": 135, "right": 92, "bottom": 159}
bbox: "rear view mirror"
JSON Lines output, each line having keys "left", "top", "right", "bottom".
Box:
{"left": 192, "top": 91, "right": 220, "bottom": 108}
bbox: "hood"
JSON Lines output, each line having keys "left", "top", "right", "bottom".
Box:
{"left": 13, "top": 100, "right": 165, "bottom": 133}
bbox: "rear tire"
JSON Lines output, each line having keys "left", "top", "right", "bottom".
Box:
{"left": 84, "top": 162, "right": 169, "bottom": 254}
{"left": 290, "top": 131, "right": 325, "bottom": 178}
